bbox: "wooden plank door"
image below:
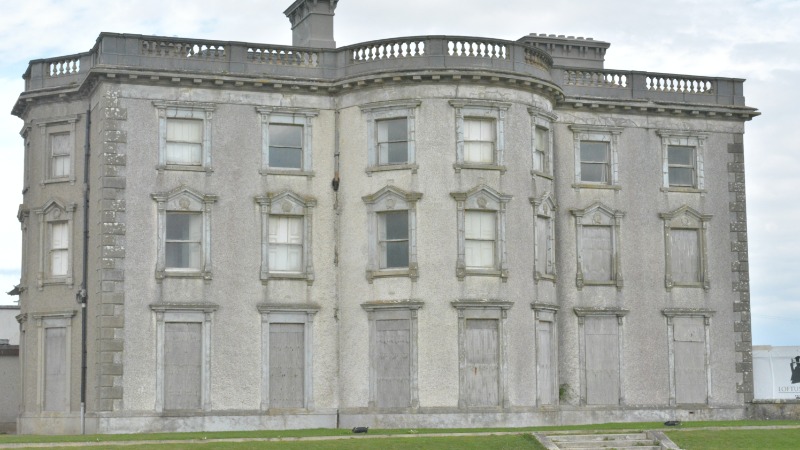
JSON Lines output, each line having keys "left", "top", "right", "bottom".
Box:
{"left": 375, "top": 318, "right": 411, "bottom": 408}
{"left": 164, "top": 322, "right": 202, "bottom": 410}
{"left": 269, "top": 323, "right": 305, "bottom": 408}
{"left": 584, "top": 316, "right": 620, "bottom": 405}
{"left": 464, "top": 319, "right": 499, "bottom": 407}
{"left": 537, "top": 321, "right": 555, "bottom": 405}
{"left": 44, "top": 327, "right": 67, "bottom": 411}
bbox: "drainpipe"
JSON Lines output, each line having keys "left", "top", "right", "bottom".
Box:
{"left": 76, "top": 107, "right": 91, "bottom": 434}
{"left": 332, "top": 108, "right": 341, "bottom": 428}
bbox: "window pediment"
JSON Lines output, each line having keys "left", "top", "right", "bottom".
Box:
{"left": 451, "top": 185, "right": 512, "bottom": 210}
{"left": 362, "top": 185, "right": 422, "bottom": 211}
{"left": 256, "top": 190, "right": 316, "bottom": 215}
{"left": 659, "top": 205, "right": 712, "bottom": 228}
{"left": 152, "top": 186, "right": 218, "bottom": 212}
{"left": 570, "top": 202, "right": 624, "bottom": 225}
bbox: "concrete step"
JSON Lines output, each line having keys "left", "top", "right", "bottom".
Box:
{"left": 550, "top": 433, "right": 649, "bottom": 442}
{"left": 547, "top": 432, "right": 660, "bottom": 449}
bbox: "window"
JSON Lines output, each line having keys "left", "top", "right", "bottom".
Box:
{"left": 363, "top": 186, "right": 422, "bottom": 282}
{"left": 531, "top": 194, "right": 556, "bottom": 281}
{"left": 452, "top": 186, "right": 511, "bottom": 280}
{"left": 38, "top": 116, "right": 79, "bottom": 184}
{"left": 362, "top": 301, "right": 422, "bottom": 410}
{"left": 660, "top": 205, "right": 712, "bottom": 290}
{"left": 450, "top": 100, "right": 510, "bottom": 172}
{"left": 571, "top": 202, "right": 624, "bottom": 289}
{"left": 360, "top": 100, "right": 420, "bottom": 173}
{"left": 377, "top": 118, "right": 408, "bottom": 165}
{"left": 151, "top": 303, "right": 217, "bottom": 412}
{"left": 657, "top": 131, "right": 706, "bottom": 191}
{"left": 463, "top": 118, "right": 495, "bottom": 163}
{"left": 33, "top": 311, "right": 76, "bottom": 413}
{"left": 154, "top": 101, "right": 215, "bottom": 171}
{"left": 258, "top": 303, "right": 318, "bottom": 411}
{"left": 570, "top": 125, "right": 622, "bottom": 188}
{"left": 379, "top": 211, "right": 409, "bottom": 268}
{"left": 256, "top": 191, "right": 316, "bottom": 283}
{"left": 574, "top": 308, "right": 628, "bottom": 406}
{"left": 529, "top": 107, "right": 556, "bottom": 176}
{"left": 165, "top": 212, "right": 201, "bottom": 270}
{"left": 452, "top": 300, "right": 512, "bottom": 409}
{"left": 662, "top": 309, "right": 714, "bottom": 405}
{"left": 258, "top": 107, "right": 318, "bottom": 175}
{"left": 49, "top": 222, "right": 69, "bottom": 277}
{"left": 35, "top": 200, "right": 76, "bottom": 289}
{"left": 532, "top": 303, "right": 559, "bottom": 406}
{"left": 152, "top": 186, "right": 218, "bottom": 280}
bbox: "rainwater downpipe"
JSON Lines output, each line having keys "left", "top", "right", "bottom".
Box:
{"left": 77, "top": 107, "right": 91, "bottom": 434}
{"left": 332, "top": 108, "right": 341, "bottom": 428}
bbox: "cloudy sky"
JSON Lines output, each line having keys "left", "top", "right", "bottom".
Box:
{"left": 0, "top": 0, "right": 797, "bottom": 345}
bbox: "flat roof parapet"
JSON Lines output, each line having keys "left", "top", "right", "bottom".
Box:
{"left": 518, "top": 33, "right": 610, "bottom": 70}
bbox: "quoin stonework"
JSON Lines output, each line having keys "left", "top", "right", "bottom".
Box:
{"left": 11, "top": 0, "right": 758, "bottom": 434}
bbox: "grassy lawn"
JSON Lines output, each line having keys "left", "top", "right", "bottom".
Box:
{"left": 666, "top": 428, "right": 800, "bottom": 450}
{"left": 1, "top": 420, "right": 798, "bottom": 449}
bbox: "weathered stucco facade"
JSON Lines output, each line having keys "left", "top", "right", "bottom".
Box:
{"left": 11, "top": 0, "right": 758, "bottom": 434}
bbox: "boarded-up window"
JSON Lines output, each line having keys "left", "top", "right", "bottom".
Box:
{"left": 375, "top": 319, "right": 411, "bottom": 408}
{"left": 537, "top": 321, "right": 556, "bottom": 405}
{"left": 50, "top": 133, "right": 71, "bottom": 178}
{"left": 584, "top": 316, "right": 619, "bottom": 405}
{"left": 671, "top": 229, "right": 700, "bottom": 283}
{"left": 269, "top": 323, "right": 305, "bottom": 408}
{"left": 464, "top": 118, "right": 495, "bottom": 163}
{"left": 465, "top": 211, "right": 495, "bottom": 268}
{"left": 44, "top": 327, "right": 67, "bottom": 411}
{"left": 674, "top": 317, "right": 707, "bottom": 404}
{"left": 164, "top": 322, "right": 202, "bottom": 410}
{"left": 464, "top": 319, "right": 499, "bottom": 407}
{"left": 582, "top": 225, "right": 612, "bottom": 281}
{"left": 536, "top": 216, "right": 553, "bottom": 276}
{"left": 269, "top": 216, "right": 303, "bottom": 272}
{"left": 166, "top": 118, "right": 203, "bottom": 165}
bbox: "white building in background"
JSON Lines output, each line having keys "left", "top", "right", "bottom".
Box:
{"left": 10, "top": 0, "right": 759, "bottom": 434}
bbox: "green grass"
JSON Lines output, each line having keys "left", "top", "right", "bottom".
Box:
{"left": 666, "top": 428, "right": 800, "bottom": 450}
{"left": 0, "top": 420, "right": 797, "bottom": 447}
{"left": 5, "top": 434, "right": 546, "bottom": 450}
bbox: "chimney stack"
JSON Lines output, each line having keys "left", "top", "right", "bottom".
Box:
{"left": 284, "top": 0, "right": 338, "bottom": 49}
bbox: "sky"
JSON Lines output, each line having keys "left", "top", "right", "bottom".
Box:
{"left": 0, "top": 0, "right": 797, "bottom": 346}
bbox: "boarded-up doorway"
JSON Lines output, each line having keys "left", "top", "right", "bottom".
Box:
{"left": 584, "top": 316, "right": 620, "bottom": 405}
{"left": 269, "top": 323, "right": 305, "bottom": 408}
{"left": 464, "top": 319, "right": 499, "bottom": 407}
{"left": 164, "top": 322, "right": 202, "bottom": 410}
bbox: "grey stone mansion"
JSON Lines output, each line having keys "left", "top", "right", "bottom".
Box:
{"left": 10, "top": 0, "right": 758, "bottom": 434}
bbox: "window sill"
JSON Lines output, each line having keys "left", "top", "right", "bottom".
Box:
{"left": 157, "top": 270, "right": 211, "bottom": 280}
{"left": 667, "top": 281, "right": 710, "bottom": 291}
{"left": 572, "top": 183, "right": 621, "bottom": 190}
{"left": 262, "top": 272, "right": 313, "bottom": 285}
{"left": 157, "top": 164, "right": 213, "bottom": 173}
{"left": 535, "top": 273, "right": 556, "bottom": 283}
{"left": 531, "top": 170, "right": 553, "bottom": 180}
{"left": 366, "top": 267, "right": 418, "bottom": 283}
{"left": 260, "top": 169, "right": 315, "bottom": 177}
{"left": 661, "top": 186, "right": 706, "bottom": 194}
{"left": 366, "top": 163, "right": 418, "bottom": 175}
{"left": 457, "top": 268, "right": 509, "bottom": 281}
{"left": 40, "top": 277, "right": 73, "bottom": 289}
{"left": 42, "top": 178, "right": 74, "bottom": 185}
{"left": 454, "top": 163, "right": 507, "bottom": 173}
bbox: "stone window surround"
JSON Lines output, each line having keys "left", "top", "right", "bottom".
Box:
{"left": 154, "top": 101, "right": 215, "bottom": 173}
{"left": 570, "top": 125, "right": 622, "bottom": 190}
{"left": 151, "top": 185, "right": 218, "bottom": 280}
{"left": 530, "top": 192, "right": 557, "bottom": 283}
{"left": 35, "top": 199, "right": 76, "bottom": 290}
{"left": 451, "top": 185, "right": 512, "bottom": 280}
{"left": 362, "top": 185, "right": 422, "bottom": 282}
{"left": 570, "top": 202, "right": 625, "bottom": 290}
{"left": 531, "top": 302, "right": 559, "bottom": 407}
{"left": 257, "top": 303, "right": 319, "bottom": 412}
{"left": 450, "top": 100, "right": 510, "bottom": 173}
{"left": 660, "top": 205, "right": 712, "bottom": 291}
{"left": 662, "top": 308, "right": 715, "bottom": 406}
{"left": 360, "top": 100, "right": 421, "bottom": 174}
{"left": 361, "top": 300, "right": 423, "bottom": 411}
{"left": 528, "top": 107, "right": 557, "bottom": 178}
{"left": 37, "top": 116, "right": 80, "bottom": 185}
{"left": 255, "top": 191, "right": 317, "bottom": 284}
{"left": 452, "top": 300, "right": 513, "bottom": 410}
{"left": 150, "top": 302, "right": 217, "bottom": 413}
{"left": 257, "top": 106, "right": 318, "bottom": 177}
{"left": 32, "top": 310, "right": 76, "bottom": 414}
{"left": 657, "top": 130, "right": 707, "bottom": 193}
{"left": 574, "top": 307, "right": 629, "bottom": 406}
